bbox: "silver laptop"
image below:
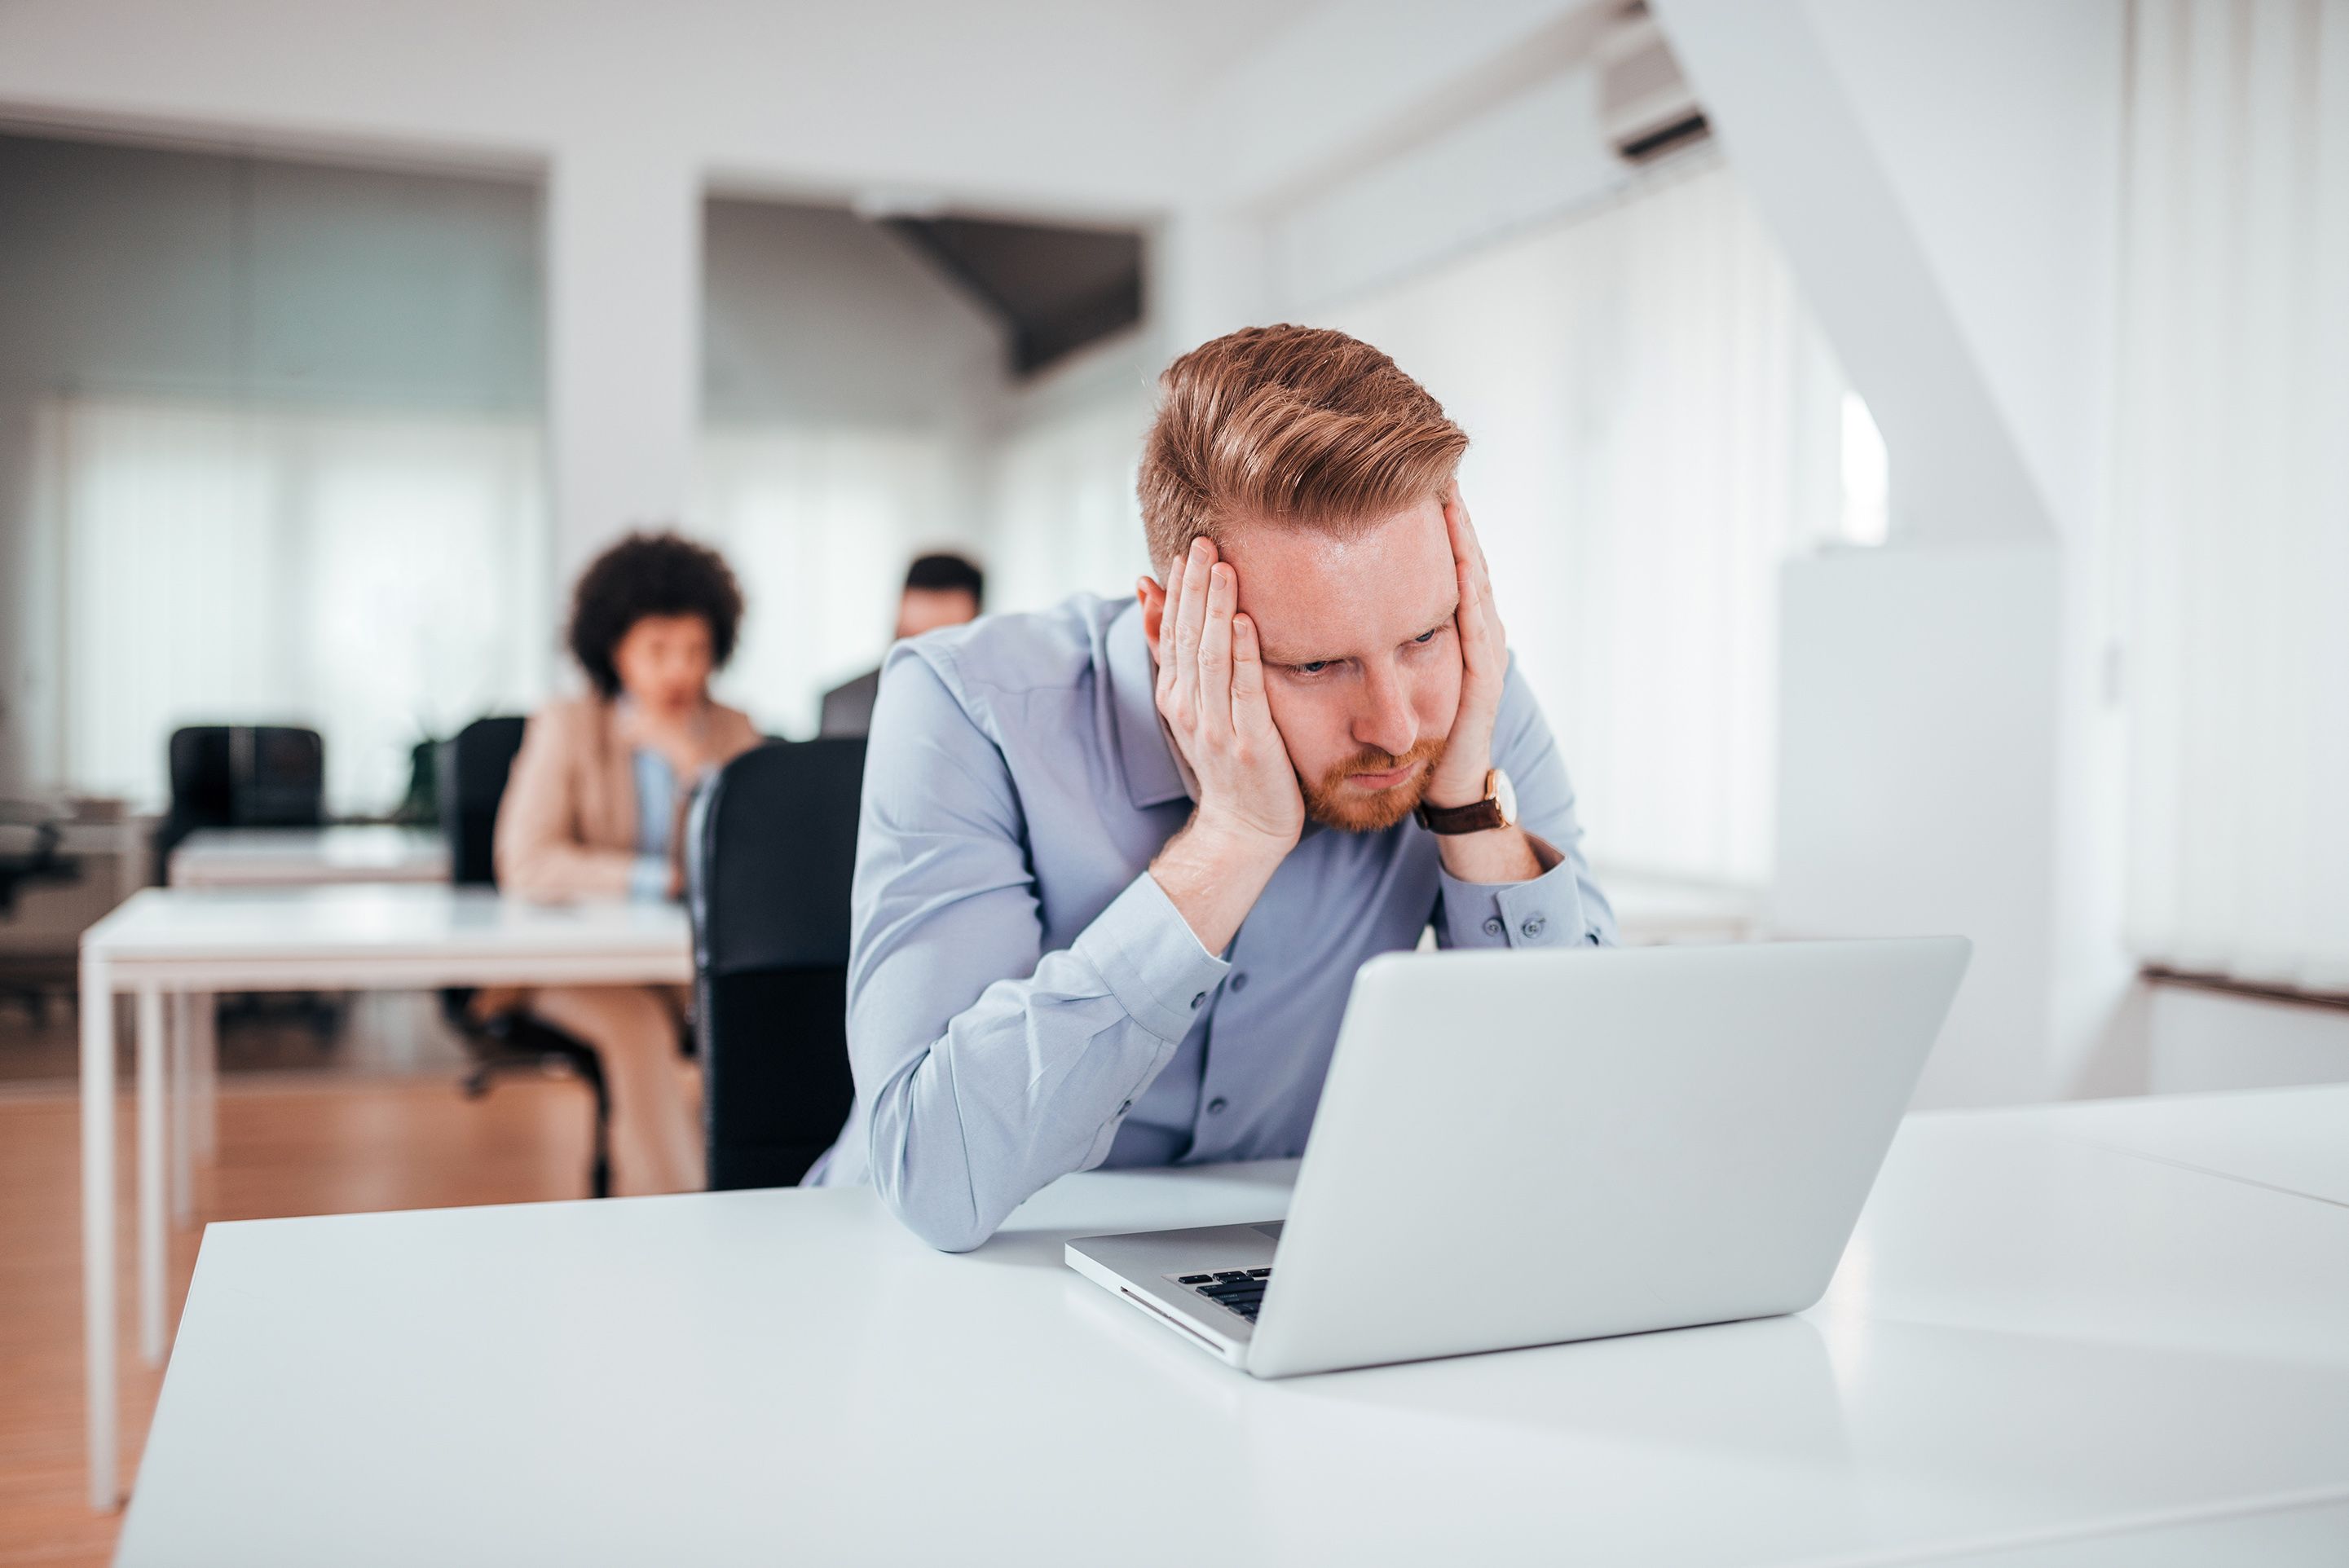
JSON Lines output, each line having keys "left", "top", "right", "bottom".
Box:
{"left": 1067, "top": 936, "right": 1970, "bottom": 1378}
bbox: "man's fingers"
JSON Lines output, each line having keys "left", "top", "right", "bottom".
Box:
{"left": 1148, "top": 566, "right": 1181, "bottom": 701}
{"left": 1200, "top": 561, "right": 1236, "bottom": 727}
{"left": 1170, "top": 538, "right": 1214, "bottom": 719}
{"left": 1175, "top": 539, "right": 1214, "bottom": 654}
{"left": 1231, "top": 612, "right": 1268, "bottom": 713}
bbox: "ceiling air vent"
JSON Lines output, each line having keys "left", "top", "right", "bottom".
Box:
{"left": 1598, "top": 6, "right": 1711, "bottom": 165}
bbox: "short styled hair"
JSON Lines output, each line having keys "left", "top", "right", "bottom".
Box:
{"left": 566, "top": 530, "right": 744, "bottom": 698}
{"left": 903, "top": 551, "right": 984, "bottom": 606}
{"left": 1137, "top": 324, "right": 1469, "bottom": 571}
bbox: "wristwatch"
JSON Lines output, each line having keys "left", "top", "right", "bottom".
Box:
{"left": 1415, "top": 768, "right": 1518, "bottom": 835}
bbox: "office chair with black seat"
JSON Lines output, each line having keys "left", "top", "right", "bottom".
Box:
{"left": 437, "top": 716, "right": 614, "bottom": 1198}
{"left": 156, "top": 725, "right": 326, "bottom": 874}
{"left": 687, "top": 738, "right": 864, "bottom": 1190}
{"left": 161, "top": 724, "right": 337, "bottom": 1037}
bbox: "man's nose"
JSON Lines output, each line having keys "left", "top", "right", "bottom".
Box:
{"left": 1352, "top": 662, "right": 1419, "bottom": 760}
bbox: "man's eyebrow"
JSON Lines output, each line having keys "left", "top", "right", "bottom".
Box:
{"left": 1263, "top": 601, "right": 1460, "bottom": 666}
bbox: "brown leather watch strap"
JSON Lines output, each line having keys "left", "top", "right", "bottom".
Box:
{"left": 1414, "top": 796, "right": 1508, "bottom": 835}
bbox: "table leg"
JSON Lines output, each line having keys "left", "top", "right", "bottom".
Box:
{"left": 170, "top": 992, "right": 193, "bottom": 1227}
{"left": 81, "top": 955, "right": 117, "bottom": 1511}
{"left": 192, "top": 990, "right": 218, "bottom": 1160}
{"left": 137, "top": 984, "right": 166, "bottom": 1365}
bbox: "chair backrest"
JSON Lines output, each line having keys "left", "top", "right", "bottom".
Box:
{"left": 166, "top": 725, "right": 327, "bottom": 826}
{"left": 437, "top": 716, "right": 528, "bottom": 888}
{"left": 688, "top": 738, "right": 864, "bottom": 1191}
{"left": 158, "top": 725, "right": 326, "bottom": 874}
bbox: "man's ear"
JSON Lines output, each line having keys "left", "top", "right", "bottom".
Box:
{"left": 1136, "top": 575, "right": 1168, "bottom": 656}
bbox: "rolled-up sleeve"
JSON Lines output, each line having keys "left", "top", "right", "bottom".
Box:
{"left": 844, "top": 649, "right": 1223, "bottom": 1253}
{"left": 1434, "top": 653, "right": 1618, "bottom": 951}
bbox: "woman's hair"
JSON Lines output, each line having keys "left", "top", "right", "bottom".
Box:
{"left": 566, "top": 530, "right": 745, "bottom": 698}
{"left": 1137, "top": 324, "right": 1469, "bottom": 572}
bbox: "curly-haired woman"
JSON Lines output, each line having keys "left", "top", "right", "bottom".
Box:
{"left": 495, "top": 531, "right": 762, "bottom": 1194}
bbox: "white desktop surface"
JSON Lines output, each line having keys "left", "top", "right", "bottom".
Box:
{"left": 117, "top": 1096, "right": 2349, "bottom": 1566}
{"left": 1995, "top": 1081, "right": 2349, "bottom": 1208}
{"left": 86, "top": 883, "right": 691, "bottom": 986}
{"left": 77, "top": 883, "right": 696, "bottom": 1509}
{"left": 167, "top": 825, "right": 450, "bottom": 888}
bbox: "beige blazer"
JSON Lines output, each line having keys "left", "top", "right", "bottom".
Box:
{"left": 494, "top": 693, "right": 762, "bottom": 903}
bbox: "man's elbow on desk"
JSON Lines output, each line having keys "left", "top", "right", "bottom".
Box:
{"left": 879, "top": 1178, "right": 1001, "bottom": 1254}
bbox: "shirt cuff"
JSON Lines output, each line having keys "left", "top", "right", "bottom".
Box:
{"left": 1073, "top": 870, "right": 1233, "bottom": 1043}
{"left": 1437, "top": 838, "right": 1589, "bottom": 949}
{"left": 627, "top": 853, "right": 670, "bottom": 903}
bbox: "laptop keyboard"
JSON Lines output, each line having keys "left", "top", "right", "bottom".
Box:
{"left": 1176, "top": 1268, "right": 1273, "bottom": 1322}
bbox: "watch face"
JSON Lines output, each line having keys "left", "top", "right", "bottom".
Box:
{"left": 1492, "top": 769, "right": 1518, "bottom": 827}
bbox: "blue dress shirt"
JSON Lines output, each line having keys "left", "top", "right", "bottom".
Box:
{"left": 627, "top": 744, "right": 676, "bottom": 902}
{"left": 812, "top": 595, "right": 1615, "bottom": 1249}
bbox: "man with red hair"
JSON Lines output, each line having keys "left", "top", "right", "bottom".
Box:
{"left": 812, "top": 325, "right": 1616, "bottom": 1250}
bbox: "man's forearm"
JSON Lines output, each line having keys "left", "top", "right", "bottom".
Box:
{"left": 1150, "top": 817, "right": 1289, "bottom": 954}
{"left": 1434, "top": 825, "right": 1544, "bottom": 885}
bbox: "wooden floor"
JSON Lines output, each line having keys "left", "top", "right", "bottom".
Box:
{"left": 0, "top": 1060, "right": 596, "bottom": 1565}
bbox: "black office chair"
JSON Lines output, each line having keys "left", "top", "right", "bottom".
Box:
{"left": 437, "top": 716, "right": 614, "bottom": 1198}
{"left": 688, "top": 738, "right": 864, "bottom": 1190}
{"left": 160, "top": 724, "right": 336, "bottom": 1037}
{"left": 156, "top": 725, "right": 327, "bottom": 878}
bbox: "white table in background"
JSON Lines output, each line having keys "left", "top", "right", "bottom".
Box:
{"left": 166, "top": 825, "right": 450, "bottom": 889}
{"left": 116, "top": 1090, "right": 2349, "bottom": 1565}
{"left": 78, "top": 883, "right": 692, "bottom": 1509}
{"left": 161, "top": 826, "right": 454, "bottom": 1183}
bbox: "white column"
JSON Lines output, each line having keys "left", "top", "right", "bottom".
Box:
{"left": 1773, "top": 543, "right": 2065, "bottom": 1108}
{"left": 545, "top": 143, "right": 703, "bottom": 590}
{"left": 1155, "top": 206, "right": 1271, "bottom": 364}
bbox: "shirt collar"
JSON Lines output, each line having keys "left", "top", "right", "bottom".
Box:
{"left": 1106, "top": 600, "right": 1193, "bottom": 811}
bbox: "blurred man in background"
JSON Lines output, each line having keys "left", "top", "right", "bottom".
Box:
{"left": 819, "top": 552, "right": 985, "bottom": 737}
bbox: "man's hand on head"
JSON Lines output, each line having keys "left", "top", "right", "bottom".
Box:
{"left": 1146, "top": 536, "right": 1304, "bottom": 952}
{"left": 1424, "top": 490, "right": 1544, "bottom": 885}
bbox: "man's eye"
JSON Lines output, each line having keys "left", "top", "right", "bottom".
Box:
{"left": 1295, "top": 661, "right": 1329, "bottom": 676}
{"left": 1412, "top": 629, "right": 1438, "bottom": 645}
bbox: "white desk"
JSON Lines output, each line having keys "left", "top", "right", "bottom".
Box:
{"left": 1991, "top": 1081, "right": 2349, "bottom": 1208}
{"left": 160, "top": 827, "right": 453, "bottom": 1227}
{"left": 116, "top": 1093, "right": 2349, "bottom": 1565}
{"left": 78, "top": 883, "right": 692, "bottom": 1509}
{"left": 166, "top": 825, "right": 450, "bottom": 889}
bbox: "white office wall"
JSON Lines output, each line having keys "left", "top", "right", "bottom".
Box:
{"left": 1319, "top": 158, "right": 1850, "bottom": 889}
{"left": 694, "top": 198, "right": 1009, "bottom": 736}
{"left": 1800, "top": 0, "right": 2122, "bottom": 548}
{"left": 979, "top": 333, "right": 1157, "bottom": 618}
{"left": 1267, "top": 64, "right": 1623, "bottom": 317}
{"left": 702, "top": 201, "right": 1006, "bottom": 433}
{"left": 0, "top": 131, "right": 546, "bottom": 803}
{"left": 1655, "top": 0, "right": 2134, "bottom": 1107}
{"left": 0, "top": 0, "right": 1324, "bottom": 612}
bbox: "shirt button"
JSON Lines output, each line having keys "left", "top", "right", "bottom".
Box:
{"left": 1207, "top": 1097, "right": 1229, "bottom": 1114}
{"left": 1520, "top": 914, "right": 1547, "bottom": 940}
{"left": 1482, "top": 916, "right": 1505, "bottom": 937}
{"left": 1229, "top": 971, "right": 1249, "bottom": 993}
{"left": 1191, "top": 992, "right": 1205, "bottom": 1010}
{"left": 1118, "top": 1099, "right": 1132, "bottom": 1114}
